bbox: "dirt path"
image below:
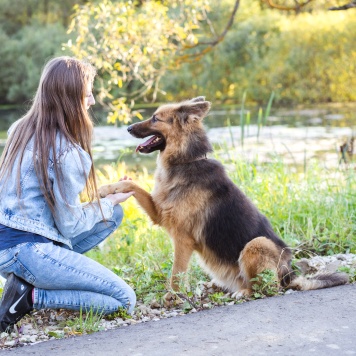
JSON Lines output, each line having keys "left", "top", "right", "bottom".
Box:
{"left": 2, "top": 284, "right": 355, "bottom": 356}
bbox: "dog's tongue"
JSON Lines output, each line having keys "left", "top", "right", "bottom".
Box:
{"left": 135, "top": 136, "right": 157, "bottom": 152}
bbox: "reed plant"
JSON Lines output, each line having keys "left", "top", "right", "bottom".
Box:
{"left": 229, "top": 91, "right": 275, "bottom": 148}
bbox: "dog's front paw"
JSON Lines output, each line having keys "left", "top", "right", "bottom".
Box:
{"left": 98, "top": 184, "right": 114, "bottom": 198}
{"left": 204, "top": 280, "right": 220, "bottom": 290}
{"left": 112, "top": 180, "right": 135, "bottom": 193}
{"left": 231, "top": 289, "right": 251, "bottom": 300}
{"left": 99, "top": 181, "right": 136, "bottom": 198}
{"left": 163, "top": 292, "right": 183, "bottom": 307}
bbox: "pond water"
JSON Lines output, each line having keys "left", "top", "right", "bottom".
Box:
{"left": 91, "top": 104, "right": 356, "bottom": 172}
{"left": 0, "top": 104, "right": 355, "bottom": 172}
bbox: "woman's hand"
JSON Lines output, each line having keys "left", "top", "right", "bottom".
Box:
{"left": 105, "top": 191, "right": 134, "bottom": 205}
{"left": 98, "top": 176, "right": 134, "bottom": 202}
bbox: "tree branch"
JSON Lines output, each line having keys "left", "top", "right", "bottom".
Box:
{"left": 193, "top": 0, "right": 240, "bottom": 47}
{"left": 261, "top": 0, "right": 314, "bottom": 11}
{"left": 329, "top": 0, "right": 356, "bottom": 10}
{"left": 176, "top": 0, "right": 240, "bottom": 63}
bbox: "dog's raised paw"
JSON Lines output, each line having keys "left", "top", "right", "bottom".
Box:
{"left": 98, "top": 185, "right": 112, "bottom": 198}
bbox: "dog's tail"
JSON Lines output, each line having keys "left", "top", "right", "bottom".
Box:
{"left": 276, "top": 247, "right": 349, "bottom": 291}
{"left": 281, "top": 268, "right": 349, "bottom": 291}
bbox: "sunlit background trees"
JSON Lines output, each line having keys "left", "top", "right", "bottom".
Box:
{"left": 0, "top": 2, "right": 355, "bottom": 333}
{"left": 0, "top": 0, "right": 355, "bottom": 121}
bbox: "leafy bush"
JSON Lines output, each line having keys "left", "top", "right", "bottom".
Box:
{"left": 161, "top": 4, "right": 356, "bottom": 105}
{"left": 0, "top": 23, "right": 70, "bottom": 104}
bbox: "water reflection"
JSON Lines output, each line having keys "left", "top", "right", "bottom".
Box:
{"left": 0, "top": 105, "right": 355, "bottom": 171}
{"left": 93, "top": 123, "right": 354, "bottom": 171}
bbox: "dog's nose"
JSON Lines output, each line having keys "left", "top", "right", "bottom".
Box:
{"left": 127, "top": 125, "right": 133, "bottom": 132}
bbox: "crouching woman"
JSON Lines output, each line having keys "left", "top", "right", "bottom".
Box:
{"left": 0, "top": 56, "right": 136, "bottom": 332}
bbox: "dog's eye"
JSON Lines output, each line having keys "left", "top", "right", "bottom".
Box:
{"left": 151, "top": 115, "right": 157, "bottom": 123}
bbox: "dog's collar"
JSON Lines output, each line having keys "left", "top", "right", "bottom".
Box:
{"left": 183, "top": 154, "right": 207, "bottom": 164}
{"left": 168, "top": 154, "right": 208, "bottom": 165}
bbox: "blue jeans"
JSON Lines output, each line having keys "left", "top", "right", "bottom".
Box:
{"left": 0, "top": 205, "right": 136, "bottom": 315}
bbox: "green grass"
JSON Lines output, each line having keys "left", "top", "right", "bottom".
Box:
{"left": 228, "top": 158, "right": 356, "bottom": 257}
{"left": 250, "top": 269, "right": 280, "bottom": 299}
{"left": 1, "top": 152, "right": 352, "bottom": 339}
{"left": 60, "top": 307, "right": 104, "bottom": 336}
{"left": 88, "top": 155, "right": 356, "bottom": 304}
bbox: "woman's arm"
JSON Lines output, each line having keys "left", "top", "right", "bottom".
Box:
{"left": 51, "top": 145, "right": 131, "bottom": 238}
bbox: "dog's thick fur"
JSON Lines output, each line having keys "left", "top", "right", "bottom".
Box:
{"left": 99, "top": 97, "right": 348, "bottom": 298}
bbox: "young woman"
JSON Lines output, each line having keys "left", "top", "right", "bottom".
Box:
{"left": 0, "top": 56, "right": 136, "bottom": 332}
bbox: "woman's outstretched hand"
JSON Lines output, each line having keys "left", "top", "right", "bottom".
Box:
{"left": 105, "top": 191, "right": 134, "bottom": 205}
{"left": 104, "top": 176, "right": 134, "bottom": 205}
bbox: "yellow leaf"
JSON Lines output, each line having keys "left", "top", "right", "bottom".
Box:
{"left": 135, "top": 111, "right": 143, "bottom": 120}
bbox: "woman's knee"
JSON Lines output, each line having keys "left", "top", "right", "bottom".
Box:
{"left": 121, "top": 284, "right": 136, "bottom": 314}
{"left": 128, "top": 287, "right": 137, "bottom": 314}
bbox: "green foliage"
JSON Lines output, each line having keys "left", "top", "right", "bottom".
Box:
{"left": 46, "top": 330, "right": 65, "bottom": 339}
{"left": 338, "top": 265, "right": 356, "bottom": 283}
{"left": 250, "top": 269, "right": 280, "bottom": 299}
{"left": 90, "top": 159, "right": 355, "bottom": 306}
{"left": 222, "top": 155, "right": 356, "bottom": 255}
{"left": 63, "top": 307, "right": 104, "bottom": 335}
{"left": 0, "top": 0, "right": 85, "bottom": 34}
{"left": 162, "top": 1, "right": 356, "bottom": 105}
{"left": 114, "top": 261, "right": 170, "bottom": 305}
{"left": 1, "top": 0, "right": 356, "bottom": 108}
{"left": 0, "top": 0, "right": 79, "bottom": 105}
{"left": 0, "top": 23, "right": 70, "bottom": 104}
{"left": 66, "top": 0, "right": 213, "bottom": 123}
{"left": 105, "top": 307, "right": 131, "bottom": 321}
{"left": 209, "top": 292, "right": 235, "bottom": 305}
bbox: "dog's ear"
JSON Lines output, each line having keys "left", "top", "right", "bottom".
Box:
{"left": 189, "top": 96, "right": 205, "bottom": 103}
{"left": 177, "top": 100, "right": 211, "bottom": 124}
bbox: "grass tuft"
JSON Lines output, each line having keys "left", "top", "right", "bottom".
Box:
{"left": 250, "top": 269, "right": 280, "bottom": 299}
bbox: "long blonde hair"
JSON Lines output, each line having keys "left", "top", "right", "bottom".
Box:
{"left": 0, "top": 56, "right": 100, "bottom": 214}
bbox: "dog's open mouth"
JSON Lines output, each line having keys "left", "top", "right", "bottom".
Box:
{"left": 136, "top": 135, "right": 165, "bottom": 153}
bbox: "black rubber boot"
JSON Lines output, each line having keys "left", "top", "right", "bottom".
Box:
{"left": 0, "top": 273, "right": 33, "bottom": 332}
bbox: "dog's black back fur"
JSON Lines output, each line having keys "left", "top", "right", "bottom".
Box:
{"left": 168, "top": 157, "right": 288, "bottom": 264}
{"left": 164, "top": 123, "right": 288, "bottom": 264}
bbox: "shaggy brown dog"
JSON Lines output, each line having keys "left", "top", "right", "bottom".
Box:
{"left": 99, "top": 97, "right": 348, "bottom": 299}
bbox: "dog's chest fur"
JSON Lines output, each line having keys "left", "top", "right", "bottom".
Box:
{"left": 151, "top": 160, "right": 209, "bottom": 242}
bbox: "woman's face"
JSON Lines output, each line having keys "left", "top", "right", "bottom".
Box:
{"left": 84, "top": 83, "right": 95, "bottom": 110}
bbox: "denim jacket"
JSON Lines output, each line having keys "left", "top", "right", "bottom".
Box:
{"left": 0, "top": 123, "right": 114, "bottom": 249}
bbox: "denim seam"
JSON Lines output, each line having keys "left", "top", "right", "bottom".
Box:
{"left": 37, "top": 301, "right": 118, "bottom": 313}
{"left": 20, "top": 161, "right": 35, "bottom": 190}
{"left": 32, "top": 244, "right": 119, "bottom": 292}
{"left": 0, "top": 256, "right": 17, "bottom": 270}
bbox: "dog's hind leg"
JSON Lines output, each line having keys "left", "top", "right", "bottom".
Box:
{"left": 236, "top": 236, "right": 282, "bottom": 298}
